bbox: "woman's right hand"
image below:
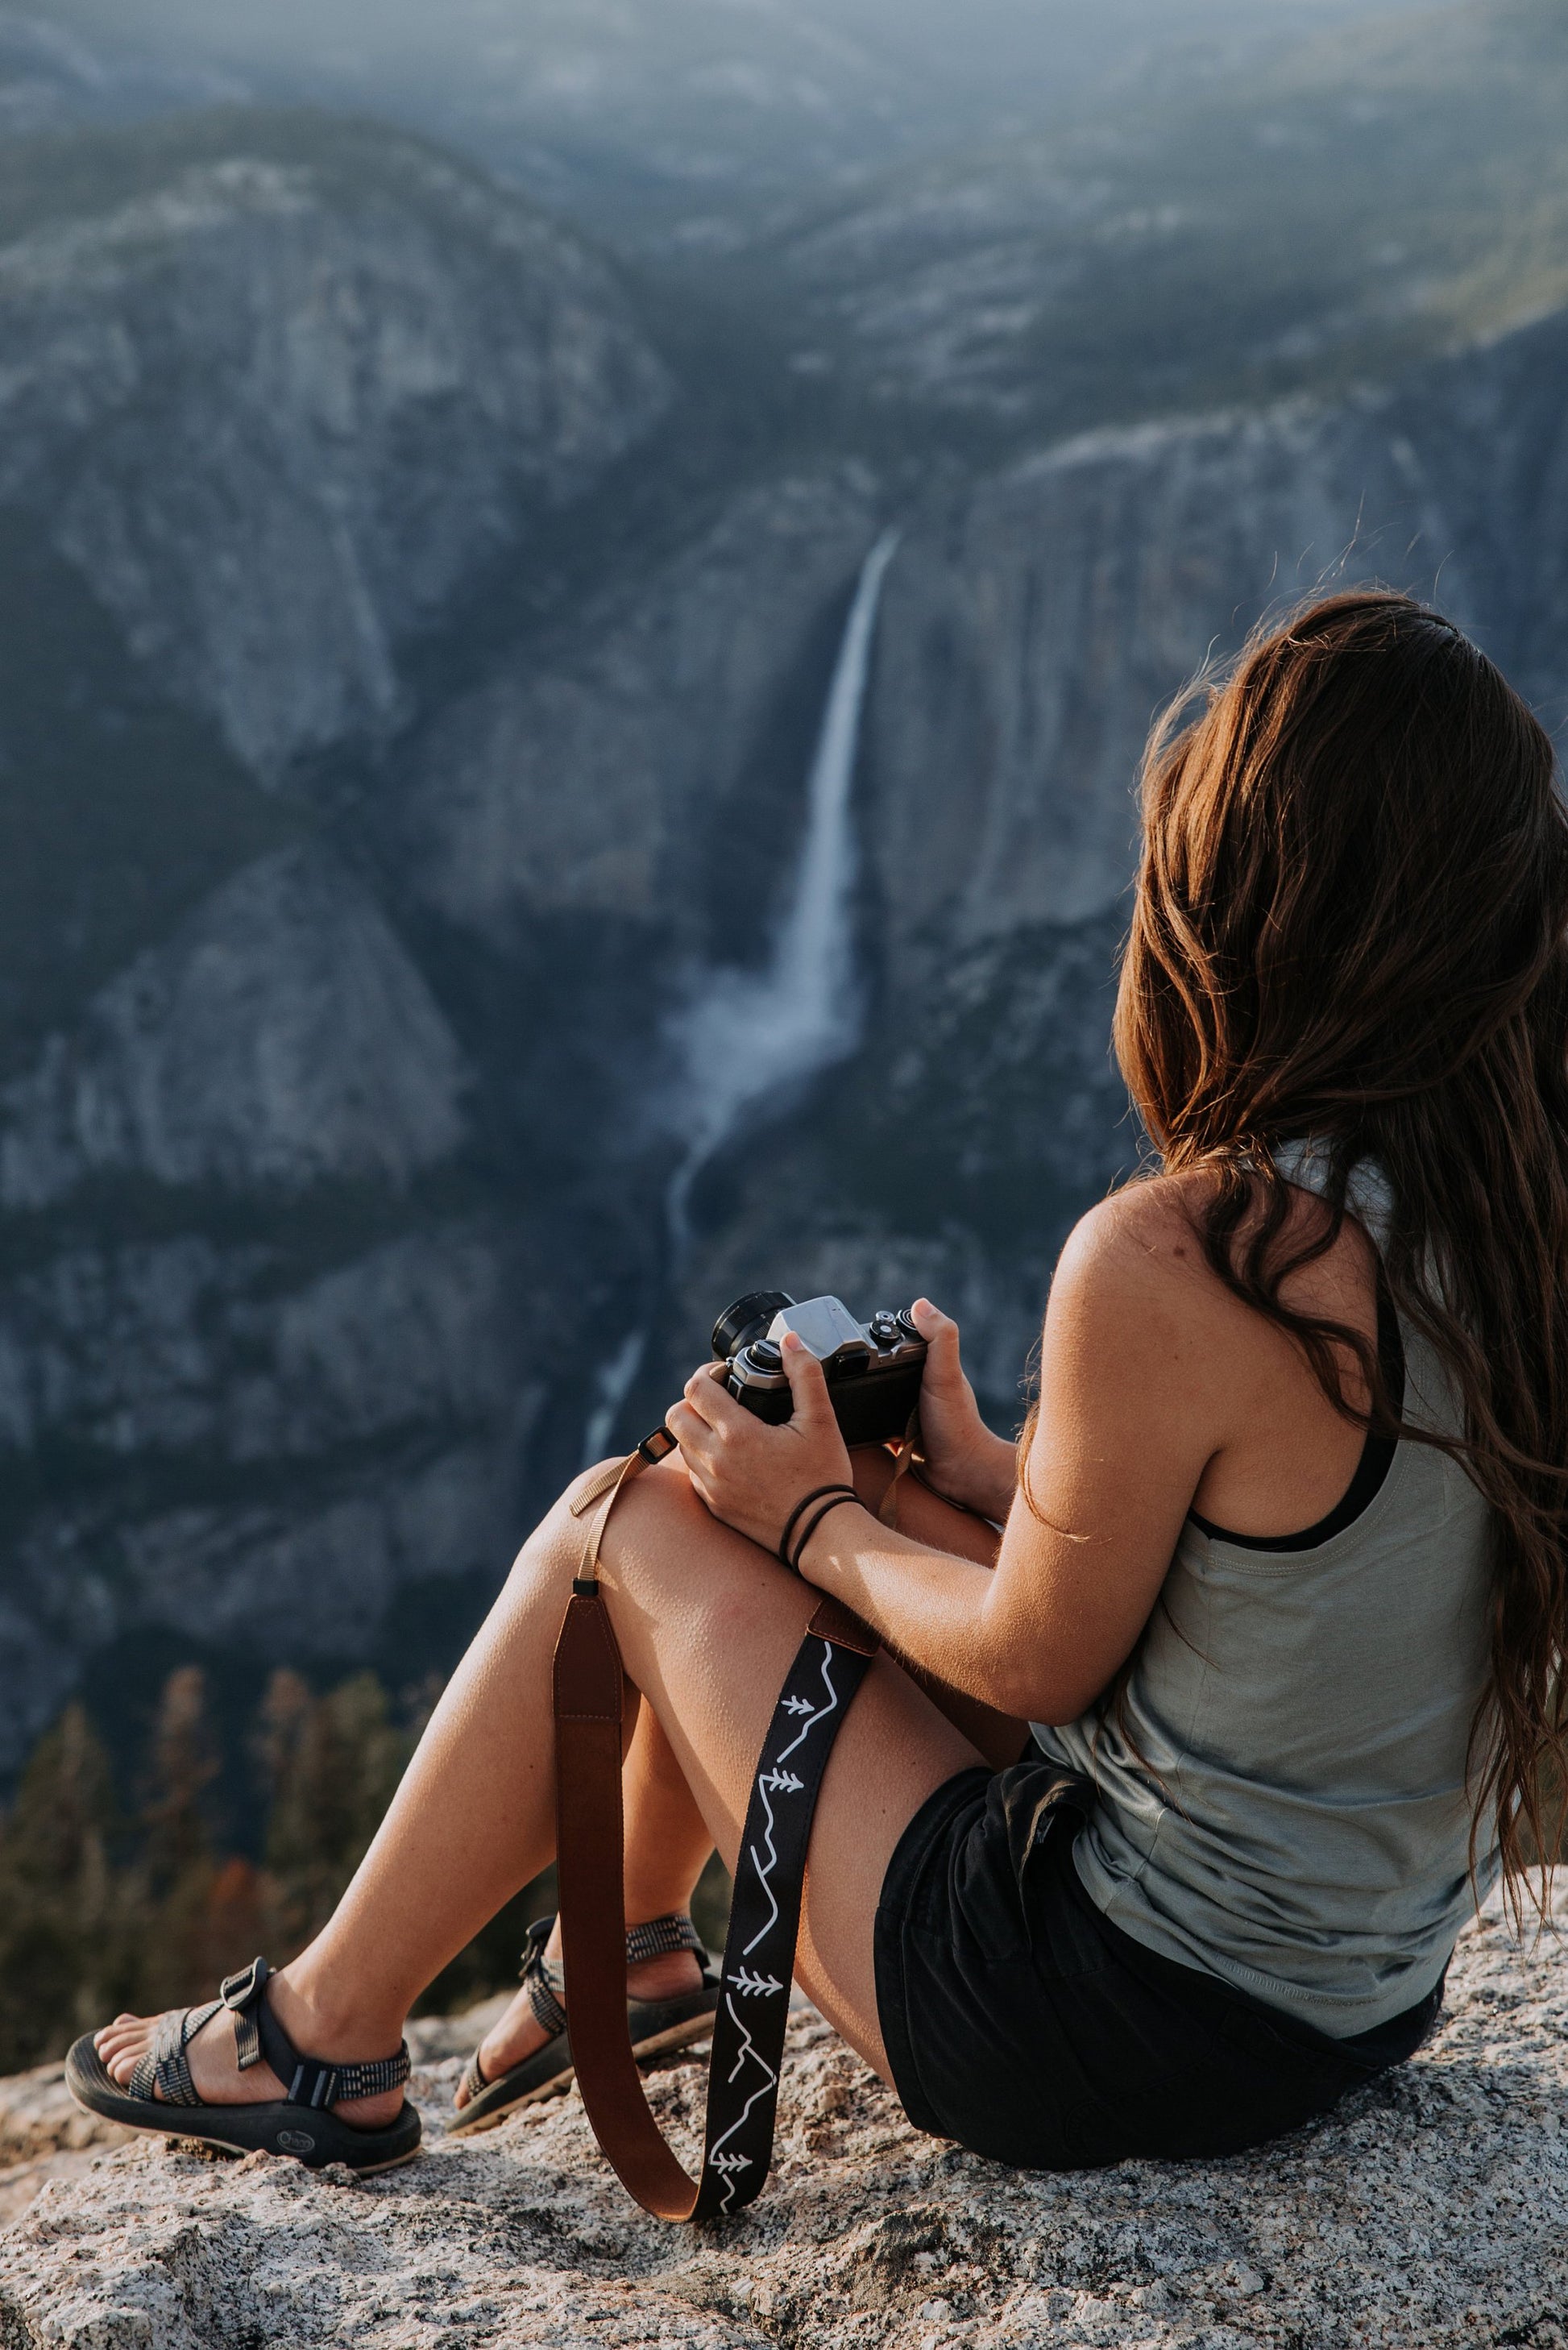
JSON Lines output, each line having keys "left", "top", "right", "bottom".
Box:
{"left": 907, "top": 1297, "right": 1018, "bottom": 1522}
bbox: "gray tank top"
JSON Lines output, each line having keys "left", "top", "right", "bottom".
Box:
{"left": 1034, "top": 1150, "right": 1500, "bottom": 2037}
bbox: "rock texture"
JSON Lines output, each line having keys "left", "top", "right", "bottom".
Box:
{"left": 1, "top": 1897, "right": 1564, "bottom": 2346}
{"left": 0, "top": 845, "right": 471, "bottom": 1209}
{"left": 0, "top": 111, "right": 670, "bottom": 777}
{"left": 392, "top": 470, "right": 884, "bottom": 953}
{"left": 0, "top": 105, "right": 676, "bottom": 1750}
{"left": 862, "top": 305, "right": 1568, "bottom": 946}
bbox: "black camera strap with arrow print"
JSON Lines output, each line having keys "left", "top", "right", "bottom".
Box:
{"left": 555, "top": 1430, "right": 877, "bottom": 2222}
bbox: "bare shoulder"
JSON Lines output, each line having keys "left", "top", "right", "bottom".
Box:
{"left": 1053, "top": 1173, "right": 1229, "bottom": 1314}
{"left": 1051, "top": 1169, "right": 1372, "bottom": 1356}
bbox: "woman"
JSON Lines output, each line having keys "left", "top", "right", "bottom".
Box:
{"left": 74, "top": 591, "right": 1568, "bottom": 2174}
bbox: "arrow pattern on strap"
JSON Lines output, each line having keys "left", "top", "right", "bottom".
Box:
{"left": 728, "top": 1967, "right": 785, "bottom": 1998}
{"left": 707, "top": 1640, "right": 850, "bottom": 2211}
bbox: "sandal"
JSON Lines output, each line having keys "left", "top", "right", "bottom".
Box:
{"left": 447, "top": 1912, "right": 719, "bottom": 2136}
{"left": 65, "top": 1956, "right": 421, "bottom": 2174}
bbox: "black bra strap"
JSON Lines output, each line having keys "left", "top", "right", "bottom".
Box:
{"left": 1190, "top": 1273, "right": 1407, "bottom": 1553}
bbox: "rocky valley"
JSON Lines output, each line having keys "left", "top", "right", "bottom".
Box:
{"left": 0, "top": 0, "right": 1565, "bottom": 1808}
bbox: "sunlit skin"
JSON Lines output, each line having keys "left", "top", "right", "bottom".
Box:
{"left": 95, "top": 1173, "right": 1378, "bottom": 2130}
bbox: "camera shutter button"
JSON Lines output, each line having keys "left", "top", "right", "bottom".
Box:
{"left": 869, "top": 1312, "right": 899, "bottom": 1347}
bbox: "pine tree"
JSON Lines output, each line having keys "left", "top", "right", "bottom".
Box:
{"left": 260, "top": 1671, "right": 407, "bottom": 1954}
{"left": 135, "top": 1666, "right": 222, "bottom": 2012}
{"left": 0, "top": 1704, "right": 141, "bottom": 2070}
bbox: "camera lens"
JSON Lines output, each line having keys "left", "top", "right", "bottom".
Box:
{"left": 711, "top": 1291, "right": 795, "bottom": 1361}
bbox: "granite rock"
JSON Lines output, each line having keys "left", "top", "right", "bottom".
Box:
{"left": 0, "top": 1893, "right": 1562, "bottom": 2347}
{"left": 0, "top": 116, "right": 670, "bottom": 777}
{"left": 0, "top": 845, "right": 470, "bottom": 1210}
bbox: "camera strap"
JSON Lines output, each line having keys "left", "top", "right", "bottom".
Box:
{"left": 556, "top": 1429, "right": 877, "bottom": 2221}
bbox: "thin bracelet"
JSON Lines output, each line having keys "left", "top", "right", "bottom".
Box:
{"left": 778, "top": 1484, "right": 857, "bottom": 1568}
{"left": 788, "top": 1491, "right": 864, "bottom": 1576}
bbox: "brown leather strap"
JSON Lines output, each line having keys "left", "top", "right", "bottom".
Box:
{"left": 554, "top": 1433, "right": 876, "bottom": 2221}
{"left": 877, "top": 1408, "right": 921, "bottom": 1526}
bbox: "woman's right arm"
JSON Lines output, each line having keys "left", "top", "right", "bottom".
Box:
{"left": 795, "top": 1185, "right": 1234, "bottom": 1722}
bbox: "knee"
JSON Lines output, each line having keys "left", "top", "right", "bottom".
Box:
{"left": 511, "top": 1451, "right": 697, "bottom": 1584}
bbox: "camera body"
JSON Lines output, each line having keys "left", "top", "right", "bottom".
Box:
{"left": 712, "top": 1290, "right": 927, "bottom": 1447}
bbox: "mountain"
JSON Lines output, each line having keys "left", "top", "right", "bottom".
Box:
{"left": 1, "top": 2, "right": 1566, "bottom": 1779}
{"left": 35, "top": 0, "right": 1440, "bottom": 252}
{"left": 736, "top": 0, "right": 1568, "bottom": 444}
{"left": 0, "top": 107, "right": 674, "bottom": 1771}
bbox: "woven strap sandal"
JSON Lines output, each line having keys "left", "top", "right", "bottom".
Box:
{"left": 448, "top": 1911, "right": 719, "bottom": 2137}
{"left": 65, "top": 1956, "right": 421, "bottom": 2174}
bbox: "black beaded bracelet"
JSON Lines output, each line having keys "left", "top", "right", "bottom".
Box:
{"left": 778, "top": 1484, "right": 858, "bottom": 1570}
{"left": 787, "top": 1490, "right": 864, "bottom": 1576}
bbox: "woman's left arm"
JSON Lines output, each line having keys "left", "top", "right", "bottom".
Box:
{"left": 668, "top": 1190, "right": 1231, "bottom": 1723}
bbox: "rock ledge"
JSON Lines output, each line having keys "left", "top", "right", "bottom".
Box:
{"left": 1, "top": 1899, "right": 1563, "bottom": 2349}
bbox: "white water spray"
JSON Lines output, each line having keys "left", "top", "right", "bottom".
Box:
{"left": 664, "top": 528, "right": 899, "bottom": 1258}
{"left": 575, "top": 528, "right": 898, "bottom": 1467}
{"left": 579, "top": 1327, "right": 647, "bottom": 1468}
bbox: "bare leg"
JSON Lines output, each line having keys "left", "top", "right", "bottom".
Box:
{"left": 457, "top": 1446, "right": 1025, "bottom": 2101}
{"left": 97, "top": 1455, "right": 984, "bottom": 2113}
{"left": 454, "top": 1700, "right": 715, "bottom": 2103}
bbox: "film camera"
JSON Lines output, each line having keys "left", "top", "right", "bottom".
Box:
{"left": 712, "top": 1291, "right": 927, "bottom": 1447}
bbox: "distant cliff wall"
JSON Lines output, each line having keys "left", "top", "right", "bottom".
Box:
{"left": 4, "top": 102, "right": 1568, "bottom": 1768}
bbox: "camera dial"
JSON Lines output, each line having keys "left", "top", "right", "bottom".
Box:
{"left": 731, "top": 1338, "right": 788, "bottom": 1397}
{"left": 711, "top": 1291, "right": 794, "bottom": 1363}
{"left": 869, "top": 1311, "right": 900, "bottom": 1347}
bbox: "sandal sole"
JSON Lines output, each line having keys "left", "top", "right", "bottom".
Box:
{"left": 446, "top": 2002, "right": 719, "bottom": 2137}
{"left": 65, "top": 2039, "right": 422, "bottom": 2174}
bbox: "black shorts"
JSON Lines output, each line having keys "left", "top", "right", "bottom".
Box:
{"left": 873, "top": 1758, "right": 1444, "bottom": 2170}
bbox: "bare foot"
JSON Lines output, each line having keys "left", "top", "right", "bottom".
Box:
{"left": 452, "top": 1920, "right": 705, "bottom": 2108}
{"left": 93, "top": 1974, "right": 405, "bottom": 2131}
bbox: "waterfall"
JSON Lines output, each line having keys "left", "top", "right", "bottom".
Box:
{"left": 664, "top": 528, "right": 899, "bottom": 1258}
{"left": 575, "top": 527, "right": 898, "bottom": 1467}
{"left": 579, "top": 1327, "right": 647, "bottom": 1468}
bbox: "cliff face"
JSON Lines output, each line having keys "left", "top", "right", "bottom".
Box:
{"left": 864, "top": 306, "right": 1568, "bottom": 953}
{"left": 657, "top": 309, "right": 1568, "bottom": 1435}
{"left": 0, "top": 109, "right": 676, "bottom": 1769}
{"left": 389, "top": 470, "right": 885, "bottom": 954}
{"left": 6, "top": 90, "right": 1568, "bottom": 1769}
{"left": 0, "top": 845, "right": 470, "bottom": 1206}
{"left": 0, "top": 112, "right": 670, "bottom": 778}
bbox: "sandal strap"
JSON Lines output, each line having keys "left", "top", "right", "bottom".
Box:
{"left": 519, "top": 1917, "right": 568, "bottom": 2041}
{"left": 223, "top": 1957, "right": 411, "bottom": 2110}
{"left": 128, "top": 1999, "right": 219, "bottom": 2107}
{"left": 516, "top": 1911, "right": 707, "bottom": 2041}
{"left": 624, "top": 1913, "right": 707, "bottom": 1966}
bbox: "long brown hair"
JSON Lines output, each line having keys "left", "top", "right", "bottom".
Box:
{"left": 1110, "top": 588, "right": 1568, "bottom": 1914}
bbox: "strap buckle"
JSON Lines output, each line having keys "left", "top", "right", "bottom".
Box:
{"left": 219, "top": 1957, "right": 268, "bottom": 2012}
{"left": 219, "top": 1954, "right": 270, "bottom": 2072}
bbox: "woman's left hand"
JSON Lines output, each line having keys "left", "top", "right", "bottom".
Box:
{"left": 666, "top": 1335, "right": 857, "bottom": 1559}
